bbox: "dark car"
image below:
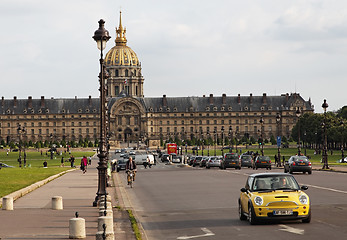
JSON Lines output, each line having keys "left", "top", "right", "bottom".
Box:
{"left": 192, "top": 156, "right": 203, "bottom": 167}
{"left": 284, "top": 156, "right": 312, "bottom": 174}
{"left": 188, "top": 156, "right": 196, "bottom": 166}
{"left": 161, "top": 154, "right": 170, "bottom": 162}
{"left": 254, "top": 156, "right": 271, "bottom": 170}
{"left": 116, "top": 159, "right": 126, "bottom": 172}
{"left": 220, "top": 153, "right": 241, "bottom": 170}
{"left": 240, "top": 154, "right": 253, "bottom": 168}
{"left": 199, "top": 157, "right": 209, "bottom": 167}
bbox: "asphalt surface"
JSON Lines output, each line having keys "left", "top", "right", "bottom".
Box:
{"left": 1, "top": 153, "right": 346, "bottom": 240}
{"left": 0, "top": 155, "right": 136, "bottom": 240}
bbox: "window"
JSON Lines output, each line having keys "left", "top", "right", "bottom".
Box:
{"left": 46, "top": 122, "right": 49, "bottom": 126}
{"left": 53, "top": 122, "right": 56, "bottom": 127}
{"left": 38, "top": 122, "right": 42, "bottom": 127}
{"left": 46, "top": 129, "right": 49, "bottom": 135}
{"left": 31, "top": 122, "right": 34, "bottom": 127}
{"left": 115, "top": 86, "right": 119, "bottom": 96}
{"left": 181, "top": 120, "right": 184, "bottom": 125}
{"left": 79, "top": 128, "right": 82, "bottom": 134}
{"left": 72, "top": 122, "right": 75, "bottom": 127}
{"left": 207, "top": 120, "right": 210, "bottom": 124}
{"left": 159, "top": 127, "right": 162, "bottom": 132}
{"left": 62, "top": 129, "right": 65, "bottom": 134}
{"left": 167, "top": 121, "right": 170, "bottom": 125}
{"left": 94, "top": 128, "right": 97, "bottom": 134}
{"left": 214, "top": 120, "right": 217, "bottom": 124}
{"left": 86, "top": 122, "right": 89, "bottom": 126}
{"left": 86, "top": 128, "right": 89, "bottom": 134}
{"left": 62, "top": 122, "right": 65, "bottom": 127}
{"left": 126, "top": 117, "right": 130, "bottom": 125}
{"left": 72, "top": 129, "right": 75, "bottom": 134}
{"left": 125, "top": 69, "right": 129, "bottom": 77}
{"left": 31, "top": 129, "right": 34, "bottom": 135}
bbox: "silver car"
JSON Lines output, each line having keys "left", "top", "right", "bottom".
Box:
{"left": 206, "top": 156, "right": 222, "bottom": 168}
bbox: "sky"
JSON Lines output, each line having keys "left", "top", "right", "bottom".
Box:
{"left": 0, "top": 0, "right": 347, "bottom": 113}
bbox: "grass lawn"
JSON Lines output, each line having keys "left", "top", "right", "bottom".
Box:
{"left": 0, "top": 150, "right": 94, "bottom": 198}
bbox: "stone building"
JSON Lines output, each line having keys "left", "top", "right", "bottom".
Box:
{"left": 0, "top": 12, "right": 314, "bottom": 148}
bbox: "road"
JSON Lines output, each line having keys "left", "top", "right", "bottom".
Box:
{"left": 114, "top": 153, "right": 347, "bottom": 240}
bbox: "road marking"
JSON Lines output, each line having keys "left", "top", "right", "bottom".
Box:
{"left": 278, "top": 224, "right": 304, "bottom": 235}
{"left": 304, "top": 184, "right": 347, "bottom": 194}
{"left": 177, "top": 228, "right": 215, "bottom": 239}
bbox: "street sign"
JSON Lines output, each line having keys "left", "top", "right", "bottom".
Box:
{"left": 277, "top": 136, "right": 281, "bottom": 148}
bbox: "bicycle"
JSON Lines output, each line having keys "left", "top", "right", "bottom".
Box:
{"left": 127, "top": 170, "right": 135, "bottom": 188}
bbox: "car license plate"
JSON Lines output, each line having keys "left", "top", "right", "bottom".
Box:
{"left": 231, "top": 162, "right": 235, "bottom": 164}
{"left": 261, "top": 161, "right": 267, "bottom": 163}
{"left": 273, "top": 210, "right": 293, "bottom": 215}
{"left": 299, "top": 163, "right": 305, "bottom": 165}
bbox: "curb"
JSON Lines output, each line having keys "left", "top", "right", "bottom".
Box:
{"left": 0, "top": 169, "right": 76, "bottom": 208}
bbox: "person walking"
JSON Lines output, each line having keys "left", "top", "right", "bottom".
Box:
{"left": 81, "top": 156, "right": 88, "bottom": 174}
{"left": 61, "top": 156, "right": 64, "bottom": 167}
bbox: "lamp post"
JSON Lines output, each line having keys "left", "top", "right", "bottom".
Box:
{"left": 17, "top": 124, "right": 26, "bottom": 166}
{"left": 200, "top": 129, "right": 204, "bottom": 156}
{"left": 276, "top": 113, "right": 281, "bottom": 167}
{"left": 340, "top": 119, "right": 345, "bottom": 162}
{"left": 213, "top": 129, "right": 217, "bottom": 156}
{"left": 221, "top": 126, "right": 224, "bottom": 156}
{"left": 322, "top": 99, "right": 329, "bottom": 169}
{"left": 92, "top": 19, "right": 111, "bottom": 206}
{"left": 195, "top": 129, "right": 198, "bottom": 156}
{"left": 229, "top": 126, "right": 232, "bottom": 153}
{"left": 259, "top": 117, "right": 264, "bottom": 156}
{"left": 296, "top": 108, "right": 302, "bottom": 155}
{"left": 207, "top": 130, "right": 210, "bottom": 156}
{"left": 304, "top": 131, "right": 307, "bottom": 156}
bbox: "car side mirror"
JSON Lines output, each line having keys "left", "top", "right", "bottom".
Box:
{"left": 240, "top": 188, "right": 248, "bottom": 193}
{"left": 301, "top": 185, "right": 308, "bottom": 191}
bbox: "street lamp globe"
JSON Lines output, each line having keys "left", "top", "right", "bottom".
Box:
{"left": 93, "top": 19, "right": 111, "bottom": 50}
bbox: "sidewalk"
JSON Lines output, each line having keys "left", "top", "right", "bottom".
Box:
{"left": 0, "top": 156, "right": 136, "bottom": 240}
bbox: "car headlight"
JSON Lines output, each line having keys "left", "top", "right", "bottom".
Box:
{"left": 299, "top": 194, "right": 308, "bottom": 204}
{"left": 254, "top": 196, "right": 263, "bottom": 206}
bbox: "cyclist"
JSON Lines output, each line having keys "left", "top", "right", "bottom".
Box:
{"left": 126, "top": 156, "right": 137, "bottom": 183}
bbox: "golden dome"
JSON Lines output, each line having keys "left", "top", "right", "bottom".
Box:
{"left": 105, "top": 12, "right": 140, "bottom": 66}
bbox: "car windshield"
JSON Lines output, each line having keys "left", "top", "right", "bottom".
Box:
{"left": 242, "top": 155, "right": 252, "bottom": 160}
{"left": 225, "top": 154, "right": 238, "bottom": 160}
{"left": 118, "top": 160, "right": 125, "bottom": 164}
{"left": 252, "top": 175, "right": 299, "bottom": 191}
{"left": 258, "top": 156, "right": 270, "bottom": 161}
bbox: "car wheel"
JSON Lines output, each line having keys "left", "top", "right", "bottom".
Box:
{"left": 206, "top": 166, "right": 210, "bottom": 169}
{"left": 116, "top": 168, "right": 120, "bottom": 172}
{"left": 248, "top": 204, "right": 257, "bottom": 225}
{"left": 302, "top": 209, "right": 311, "bottom": 223}
{"left": 284, "top": 168, "right": 288, "bottom": 173}
{"left": 308, "top": 171, "right": 312, "bottom": 175}
{"left": 239, "top": 201, "right": 247, "bottom": 221}
{"left": 269, "top": 166, "right": 272, "bottom": 170}
{"left": 289, "top": 170, "right": 293, "bottom": 174}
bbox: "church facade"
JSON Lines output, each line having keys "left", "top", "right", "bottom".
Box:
{"left": 0, "top": 13, "right": 314, "bottom": 148}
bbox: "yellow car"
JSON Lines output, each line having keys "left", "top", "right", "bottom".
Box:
{"left": 239, "top": 173, "right": 311, "bottom": 224}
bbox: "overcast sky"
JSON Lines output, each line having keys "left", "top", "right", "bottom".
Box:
{"left": 1, "top": 0, "right": 346, "bottom": 113}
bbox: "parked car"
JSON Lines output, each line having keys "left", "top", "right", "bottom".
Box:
{"left": 240, "top": 154, "right": 253, "bottom": 168}
{"left": 161, "top": 154, "right": 170, "bottom": 162}
{"left": 284, "top": 156, "right": 312, "bottom": 174}
{"left": 116, "top": 159, "right": 126, "bottom": 172}
{"left": 188, "top": 156, "right": 196, "bottom": 166}
{"left": 206, "top": 156, "right": 222, "bottom": 169}
{"left": 0, "top": 162, "right": 14, "bottom": 168}
{"left": 220, "top": 153, "right": 241, "bottom": 170}
{"left": 192, "top": 156, "right": 203, "bottom": 167}
{"left": 239, "top": 172, "right": 311, "bottom": 224}
{"left": 199, "top": 156, "right": 209, "bottom": 167}
{"left": 254, "top": 155, "right": 272, "bottom": 170}
{"left": 171, "top": 153, "right": 181, "bottom": 163}
{"left": 337, "top": 157, "right": 347, "bottom": 163}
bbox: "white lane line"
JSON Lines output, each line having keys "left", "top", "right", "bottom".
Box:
{"left": 278, "top": 224, "right": 304, "bottom": 235}
{"left": 177, "top": 228, "right": 215, "bottom": 239}
{"left": 304, "top": 184, "right": 347, "bottom": 194}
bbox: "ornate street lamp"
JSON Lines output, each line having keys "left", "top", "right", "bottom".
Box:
{"left": 304, "top": 131, "right": 307, "bottom": 156}
{"left": 200, "top": 129, "right": 204, "bottom": 156}
{"left": 195, "top": 129, "right": 198, "bottom": 156}
{"left": 276, "top": 113, "right": 281, "bottom": 167}
{"left": 259, "top": 117, "right": 264, "bottom": 156}
{"left": 207, "top": 130, "right": 210, "bottom": 156}
{"left": 340, "top": 119, "right": 345, "bottom": 162}
{"left": 92, "top": 19, "right": 111, "bottom": 206}
{"left": 213, "top": 129, "right": 217, "bottom": 156}
{"left": 322, "top": 99, "right": 329, "bottom": 169}
{"left": 221, "top": 126, "right": 224, "bottom": 156}
{"left": 17, "top": 124, "right": 26, "bottom": 166}
{"left": 296, "top": 108, "right": 302, "bottom": 155}
{"left": 229, "top": 126, "right": 232, "bottom": 153}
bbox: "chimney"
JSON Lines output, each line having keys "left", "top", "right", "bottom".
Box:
{"left": 237, "top": 94, "right": 241, "bottom": 104}
{"left": 88, "top": 95, "right": 92, "bottom": 105}
{"left": 249, "top": 93, "right": 253, "bottom": 104}
{"left": 162, "top": 95, "right": 167, "bottom": 107}
{"left": 40, "top": 96, "right": 45, "bottom": 108}
{"left": 209, "top": 94, "right": 214, "bottom": 105}
{"left": 262, "top": 93, "right": 267, "bottom": 105}
{"left": 222, "top": 93, "right": 226, "bottom": 105}
{"left": 13, "top": 96, "right": 17, "bottom": 107}
{"left": 286, "top": 93, "right": 289, "bottom": 103}
{"left": 28, "top": 96, "right": 32, "bottom": 109}
{"left": 1, "top": 96, "right": 4, "bottom": 107}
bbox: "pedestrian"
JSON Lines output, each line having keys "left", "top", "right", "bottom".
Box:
{"left": 70, "top": 155, "right": 75, "bottom": 168}
{"left": 147, "top": 155, "right": 152, "bottom": 168}
{"left": 43, "top": 160, "right": 48, "bottom": 168}
{"left": 126, "top": 156, "right": 137, "bottom": 182}
{"left": 6, "top": 149, "right": 9, "bottom": 156}
{"left": 61, "top": 156, "right": 64, "bottom": 167}
{"left": 88, "top": 156, "right": 92, "bottom": 165}
{"left": 81, "top": 156, "right": 88, "bottom": 173}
